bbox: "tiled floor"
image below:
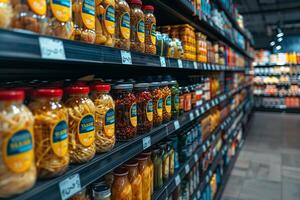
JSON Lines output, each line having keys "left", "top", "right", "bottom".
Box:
{"left": 222, "top": 112, "right": 300, "bottom": 200}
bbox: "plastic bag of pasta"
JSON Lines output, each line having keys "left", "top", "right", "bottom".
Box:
{"left": 29, "top": 88, "right": 69, "bottom": 178}
{"left": 0, "top": 90, "right": 36, "bottom": 198}
{"left": 64, "top": 86, "right": 96, "bottom": 163}
{"left": 90, "top": 84, "right": 115, "bottom": 153}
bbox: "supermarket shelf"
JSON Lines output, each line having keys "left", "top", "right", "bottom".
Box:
{"left": 6, "top": 84, "right": 248, "bottom": 200}
{"left": 254, "top": 106, "right": 300, "bottom": 113}
{"left": 254, "top": 83, "right": 299, "bottom": 86}
{"left": 254, "top": 63, "right": 300, "bottom": 67}
{"left": 254, "top": 94, "right": 300, "bottom": 97}
{"left": 254, "top": 73, "right": 300, "bottom": 76}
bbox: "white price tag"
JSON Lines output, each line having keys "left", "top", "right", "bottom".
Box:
{"left": 213, "top": 148, "right": 216, "bottom": 155}
{"left": 206, "top": 175, "right": 209, "bottom": 183}
{"left": 206, "top": 103, "right": 210, "bottom": 110}
{"left": 212, "top": 64, "right": 215, "bottom": 70}
{"left": 193, "top": 197, "right": 196, "bottom": 200}
{"left": 39, "top": 37, "right": 66, "bottom": 60}
{"left": 174, "top": 120, "right": 180, "bottom": 130}
{"left": 193, "top": 61, "right": 198, "bottom": 69}
{"left": 160, "top": 56, "right": 166, "bottom": 67}
{"left": 178, "top": 59, "right": 183, "bottom": 68}
{"left": 142, "top": 136, "right": 151, "bottom": 150}
{"left": 194, "top": 154, "right": 199, "bottom": 162}
{"left": 197, "top": 191, "right": 201, "bottom": 199}
{"left": 209, "top": 171, "right": 212, "bottom": 177}
{"left": 175, "top": 175, "right": 181, "bottom": 186}
{"left": 211, "top": 101, "right": 215, "bottom": 107}
{"left": 59, "top": 174, "right": 81, "bottom": 200}
{"left": 120, "top": 50, "right": 132, "bottom": 64}
{"left": 200, "top": 107, "right": 205, "bottom": 113}
{"left": 207, "top": 64, "right": 211, "bottom": 70}
{"left": 195, "top": 110, "right": 200, "bottom": 117}
{"left": 189, "top": 112, "right": 195, "bottom": 121}
{"left": 212, "top": 135, "right": 216, "bottom": 141}
{"left": 202, "top": 145, "right": 206, "bottom": 152}
{"left": 185, "top": 164, "right": 190, "bottom": 174}
{"left": 203, "top": 63, "right": 207, "bottom": 70}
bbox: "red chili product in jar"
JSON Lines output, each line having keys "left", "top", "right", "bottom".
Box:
{"left": 189, "top": 85, "right": 197, "bottom": 109}
{"left": 160, "top": 81, "right": 171, "bottom": 123}
{"left": 183, "top": 86, "right": 191, "bottom": 112}
{"left": 134, "top": 83, "right": 153, "bottom": 134}
{"left": 112, "top": 83, "right": 137, "bottom": 140}
{"left": 149, "top": 82, "right": 163, "bottom": 127}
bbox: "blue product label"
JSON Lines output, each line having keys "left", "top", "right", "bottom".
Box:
{"left": 53, "top": 121, "right": 68, "bottom": 142}
{"left": 165, "top": 95, "right": 171, "bottom": 113}
{"left": 52, "top": 0, "right": 70, "bottom": 7}
{"left": 105, "top": 5, "right": 115, "bottom": 22}
{"left": 174, "top": 94, "right": 179, "bottom": 110}
{"left": 146, "top": 100, "right": 153, "bottom": 122}
{"left": 82, "top": 0, "right": 95, "bottom": 15}
{"left": 79, "top": 114, "right": 95, "bottom": 133}
{"left": 120, "top": 12, "right": 130, "bottom": 39}
{"left": 130, "top": 103, "right": 137, "bottom": 127}
{"left": 137, "top": 19, "right": 145, "bottom": 43}
{"left": 104, "top": 108, "right": 115, "bottom": 137}
{"left": 7, "top": 130, "right": 33, "bottom": 156}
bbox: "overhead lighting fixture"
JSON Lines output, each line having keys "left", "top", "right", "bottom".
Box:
{"left": 275, "top": 45, "right": 282, "bottom": 50}
{"left": 270, "top": 41, "right": 275, "bottom": 46}
{"left": 276, "top": 28, "right": 284, "bottom": 38}
{"left": 277, "top": 37, "right": 283, "bottom": 42}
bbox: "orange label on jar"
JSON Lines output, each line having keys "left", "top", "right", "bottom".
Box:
{"left": 78, "top": 114, "right": 95, "bottom": 147}
{"left": 2, "top": 129, "right": 34, "bottom": 173}
{"left": 50, "top": 0, "right": 71, "bottom": 22}
{"left": 137, "top": 19, "right": 145, "bottom": 43}
{"left": 147, "top": 100, "right": 153, "bottom": 122}
{"left": 104, "top": 108, "right": 115, "bottom": 137}
{"left": 165, "top": 95, "right": 171, "bottom": 113}
{"left": 150, "top": 23, "right": 156, "bottom": 45}
{"left": 157, "top": 98, "right": 163, "bottom": 117}
{"left": 104, "top": 5, "right": 115, "bottom": 35}
{"left": 81, "top": 0, "right": 95, "bottom": 29}
{"left": 27, "top": 0, "right": 46, "bottom": 16}
{"left": 51, "top": 120, "right": 68, "bottom": 157}
{"left": 130, "top": 103, "right": 137, "bottom": 127}
{"left": 120, "top": 12, "right": 130, "bottom": 39}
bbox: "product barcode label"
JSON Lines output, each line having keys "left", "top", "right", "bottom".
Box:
{"left": 142, "top": 136, "right": 151, "bottom": 150}
{"left": 185, "top": 164, "right": 190, "bottom": 174}
{"left": 178, "top": 59, "right": 183, "bottom": 68}
{"left": 175, "top": 175, "right": 181, "bottom": 186}
{"left": 160, "top": 56, "right": 166, "bottom": 67}
{"left": 39, "top": 37, "right": 66, "bottom": 60}
{"left": 195, "top": 110, "right": 200, "bottom": 117}
{"left": 189, "top": 112, "right": 195, "bottom": 121}
{"left": 193, "top": 61, "right": 198, "bottom": 69}
{"left": 120, "top": 50, "right": 132, "bottom": 64}
{"left": 174, "top": 120, "right": 180, "bottom": 130}
{"left": 194, "top": 154, "right": 199, "bottom": 162}
{"left": 59, "top": 174, "right": 81, "bottom": 200}
{"left": 202, "top": 145, "right": 206, "bottom": 152}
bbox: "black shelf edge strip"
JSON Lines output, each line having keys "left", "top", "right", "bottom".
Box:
{"left": 254, "top": 64, "right": 300, "bottom": 67}
{"left": 254, "top": 106, "right": 300, "bottom": 113}
{"left": 254, "top": 94, "right": 300, "bottom": 98}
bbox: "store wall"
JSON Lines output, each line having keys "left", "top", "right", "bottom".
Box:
{"left": 277, "top": 36, "right": 300, "bottom": 52}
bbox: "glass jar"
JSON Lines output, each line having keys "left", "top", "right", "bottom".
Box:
{"left": 190, "top": 85, "right": 197, "bottom": 109}
{"left": 95, "top": 0, "right": 115, "bottom": 47}
{"left": 46, "top": 0, "right": 74, "bottom": 39}
{"left": 0, "top": 0, "right": 13, "bottom": 28}
{"left": 93, "top": 185, "right": 111, "bottom": 200}
{"left": 112, "top": 168, "right": 132, "bottom": 200}
{"left": 124, "top": 159, "right": 142, "bottom": 200}
{"left": 112, "top": 83, "right": 137, "bottom": 140}
{"left": 170, "top": 80, "right": 179, "bottom": 119}
{"left": 183, "top": 86, "right": 191, "bottom": 112}
{"left": 179, "top": 87, "right": 184, "bottom": 115}
{"left": 141, "top": 151, "right": 154, "bottom": 195}
{"left": 136, "top": 155, "right": 150, "bottom": 200}
{"left": 29, "top": 89, "right": 69, "bottom": 178}
{"left": 151, "top": 148, "right": 162, "bottom": 189}
{"left": 0, "top": 90, "right": 36, "bottom": 198}
{"left": 143, "top": 5, "right": 156, "bottom": 55}
{"left": 73, "top": 0, "right": 96, "bottom": 43}
{"left": 64, "top": 86, "right": 96, "bottom": 163}
{"left": 149, "top": 82, "right": 163, "bottom": 127}
{"left": 166, "top": 140, "right": 174, "bottom": 176}
{"left": 169, "top": 136, "right": 179, "bottom": 169}
{"left": 134, "top": 83, "right": 153, "bottom": 134}
{"left": 70, "top": 188, "right": 89, "bottom": 200}
{"left": 115, "top": 0, "right": 130, "bottom": 50}
{"left": 160, "top": 81, "right": 171, "bottom": 123}
{"left": 11, "top": 0, "right": 47, "bottom": 33}
{"left": 160, "top": 143, "right": 169, "bottom": 182}
{"left": 90, "top": 84, "right": 115, "bottom": 153}
{"left": 129, "top": 0, "right": 145, "bottom": 53}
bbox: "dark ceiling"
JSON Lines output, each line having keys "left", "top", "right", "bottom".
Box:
{"left": 235, "top": 0, "right": 300, "bottom": 49}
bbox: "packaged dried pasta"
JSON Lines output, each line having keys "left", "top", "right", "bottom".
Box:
{"left": 115, "top": 0, "right": 130, "bottom": 50}
{"left": 12, "top": 0, "right": 47, "bottom": 33}
{"left": 0, "top": 0, "right": 13, "bottom": 28}
{"left": 64, "top": 86, "right": 96, "bottom": 163}
{"left": 143, "top": 5, "right": 156, "bottom": 55}
{"left": 95, "top": 0, "right": 116, "bottom": 47}
{"left": 90, "top": 84, "right": 115, "bottom": 153}
{"left": 73, "top": 0, "right": 96, "bottom": 43}
{"left": 0, "top": 90, "right": 36, "bottom": 198}
{"left": 29, "top": 89, "right": 69, "bottom": 178}
{"left": 46, "top": 0, "right": 74, "bottom": 39}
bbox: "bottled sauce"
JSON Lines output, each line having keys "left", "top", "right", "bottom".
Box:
{"left": 129, "top": 0, "right": 145, "bottom": 53}
{"left": 124, "top": 159, "right": 142, "bottom": 200}
{"left": 170, "top": 80, "right": 179, "bottom": 119}
{"left": 0, "top": 90, "right": 36, "bottom": 197}
{"left": 95, "top": 0, "right": 115, "bottom": 47}
{"left": 90, "top": 84, "right": 115, "bottom": 153}
{"left": 183, "top": 86, "right": 191, "bottom": 112}
{"left": 115, "top": 0, "right": 130, "bottom": 50}
{"left": 112, "top": 83, "right": 137, "bottom": 140}
{"left": 12, "top": 0, "right": 47, "bottom": 33}
{"left": 73, "top": 0, "right": 96, "bottom": 43}
{"left": 149, "top": 82, "right": 163, "bottom": 127}
{"left": 151, "top": 148, "right": 162, "bottom": 189}
{"left": 29, "top": 89, "right": 69, "bottom": 178}
{"left": 64, "top": 86, "right": 96, "bottom": 163}
{"left": 166, "top": 140, "right": 174, "bottom": 176}
{"left": 161, "top": 81, "right": 172, "bottom": 123}
{"left": 93, "top": 185, "right": 111, "bottom": 200}
{"left": 160, "top": 143, "right": 169, "bottom": 182}
{"left": 141, "top": 151, "right": 154, "bottom": 195}
{"left": 134, "top": 83, "right": 153, "bottom": 134}
{"left": 46, "top": 0, "right": 74, "bottom": 39}
{"left": 136, "top": 155, "right": 150, "bottom": 200}
{"left": 143, "top": 5, "right": 156, "bottom": 55}
{"left": 112, "top": 168, "right": 132, "bottom": 200}
{"left": 0, "top": 0, "right": 13, "bottom": 28}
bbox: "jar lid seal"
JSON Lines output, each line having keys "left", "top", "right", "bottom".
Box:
{"left": 33, "top": 89, "right": 63, "bottom": 98}
{"left": 0, "top": 90, "right": 24, "bottom": 101}
{"left": 65, "top": 86, "right": 90, "bottom": 94}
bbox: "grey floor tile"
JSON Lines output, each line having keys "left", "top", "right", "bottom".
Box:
{"left": 282, "top": 153, "right": 300, "bottom": 168}
{"left": 223, "top": 175, "right": 244, "bottom": 198}
{"left": 282, "top": 177, "right": 300, "bottom": 200}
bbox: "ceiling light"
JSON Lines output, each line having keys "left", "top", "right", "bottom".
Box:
{"left": 275, "top": 45, "right": 282, "bottom": 50}
{"left": 277, "top": 32, "right": 284, "bottom": 37}
{"left": 277, "top": 37, "right": 283, "bottom": 42}
{"left": 270, "top": 41, "right": 275, "bottom": 46}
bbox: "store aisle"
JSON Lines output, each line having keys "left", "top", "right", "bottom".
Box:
{"left": 222, "top": 112, "right": 300, "bottom": 200}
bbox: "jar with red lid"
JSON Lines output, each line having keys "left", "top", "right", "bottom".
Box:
{"left": 134, "top": 83, "right": 153, "bottom": 134}
{"left": 149, "top": 82, "right": 163, "bottom": 127}
{"left": 143, "top": 5, "right": 156, "bottom": 55}
{"left": 64, "top": 86, "right": 96, "bottom": 163}
{"left": 112, "top": 168, "right": 133, "bottom": 200}
{"left": 160, "top": 81, "right": 171, "bottom": 123}
{"left": 90, "top": 84, "right": 115, "bottom": 153}
{"left": 0, "top": 90, "right": 36, "bottom": 197}
{"left": 112, "top": 83, "right": 137, "bottom": 140}
{"left": 29, "top": 88, "right": 69, "bottom": 178}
